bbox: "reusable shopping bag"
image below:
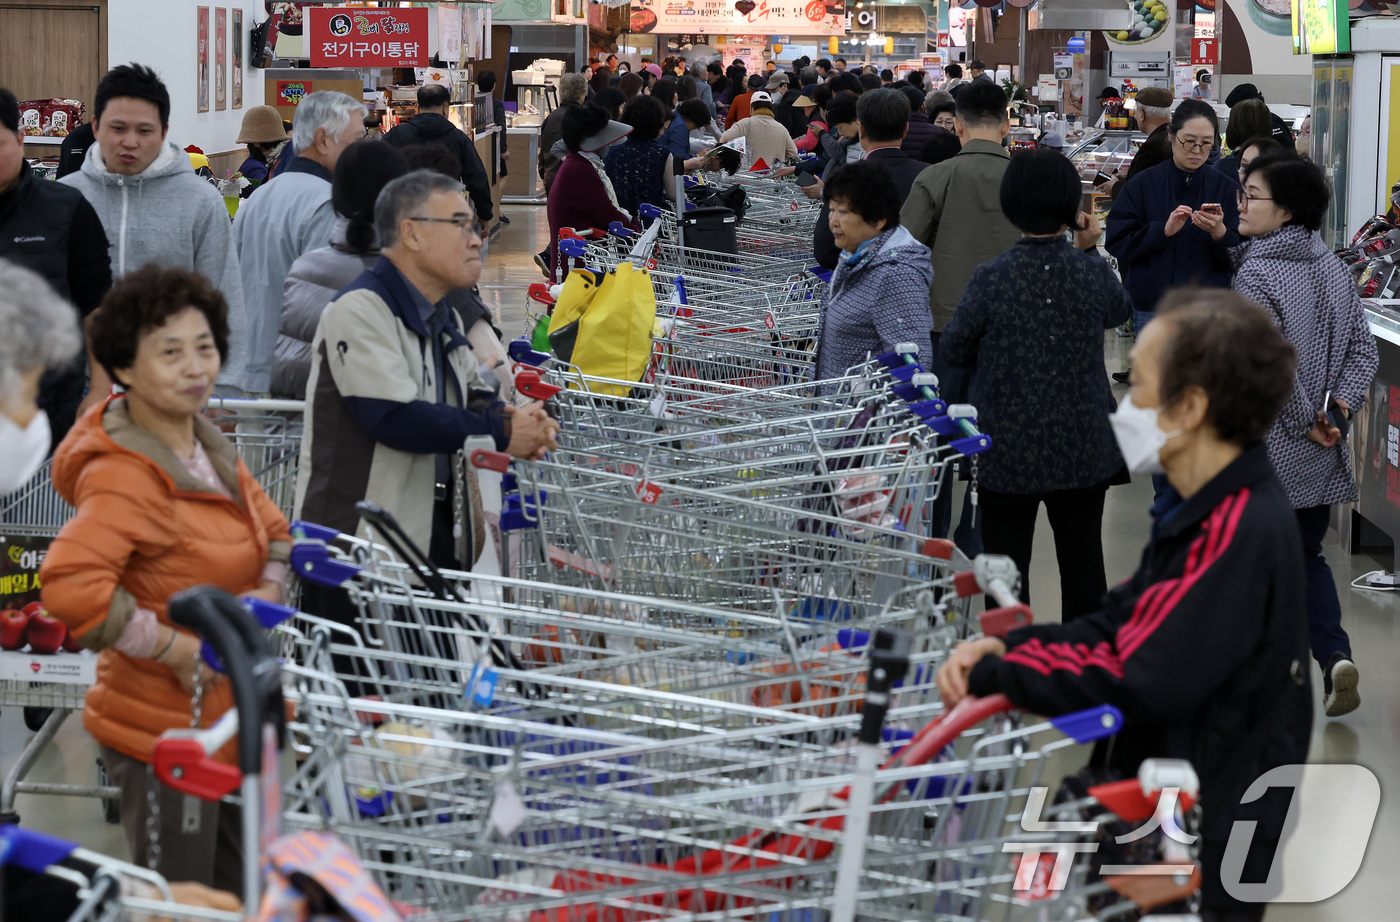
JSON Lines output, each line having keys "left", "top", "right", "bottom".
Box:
{"left": 547, "top": 262, "right": 657, "bottom": 396}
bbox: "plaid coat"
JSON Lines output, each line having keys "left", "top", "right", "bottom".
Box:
{"left": 1234, "top": 225, "right": 1378, "bottom": 508}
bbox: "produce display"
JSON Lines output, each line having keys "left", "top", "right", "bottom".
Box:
{"left": 16, "top": 98, "right": 85, "bottom": 137}
{"left": 0, "top": 601, "right": 82, "bottom": 654}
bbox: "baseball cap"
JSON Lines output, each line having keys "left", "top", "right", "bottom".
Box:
{"left": 750, "top": 91, "right": 773, "bottom": 108}
{"left": 642, "top": 63, "right": 663, "bottom": 79}
{"left": 580, "top": 119, "right": 633, "bottom": 153}
{"left": 766, "top": 73, "right": 789, "bottom": 90}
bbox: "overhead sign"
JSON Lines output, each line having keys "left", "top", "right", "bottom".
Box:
{"left": 627, "top": 0, "right": 847, "bottom": 37}
{"left": 309, "top": 7, "right": 431, "bottom": 68}
{"left": 1191, "top": 37, "right": 1217, "bottom": 65}
{"left": 1292, "top": 0, "right": 1350, "bottom": 55}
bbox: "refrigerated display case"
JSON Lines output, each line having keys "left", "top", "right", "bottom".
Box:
{"left": 1066, "top": 129, "right": 1147, "bottom": 197}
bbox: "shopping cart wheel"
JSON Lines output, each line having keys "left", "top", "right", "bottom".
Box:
{"left": 23, "top": 707, "right": 52, "bottom": 732}
{"left": 97, "top": 758, "right": 121, "bottom": 824}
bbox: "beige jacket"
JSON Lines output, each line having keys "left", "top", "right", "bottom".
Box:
{"left": 720, "top": 111, "right": 799, "bottom": 170}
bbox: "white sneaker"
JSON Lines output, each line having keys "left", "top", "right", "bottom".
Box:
{"left": 1323, "top": 653, "right": 1360, "bottom": 718}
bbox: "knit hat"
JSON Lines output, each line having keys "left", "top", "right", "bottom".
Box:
{"left": 1040, "top": 130, "right": 1064, "bottom": 149}
{"left": 237, "top": 105, "right": 289, "bottom": 144}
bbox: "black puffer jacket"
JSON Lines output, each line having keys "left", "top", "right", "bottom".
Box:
{"left": 969, "top": 445, "right": 1312, "bottom": 910}
{"left": 384, "top": 112, "right": 494, "bottom": 221}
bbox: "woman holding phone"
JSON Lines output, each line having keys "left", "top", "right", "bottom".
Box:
{"left": 1233, "top": 154, "right": 1377, "bottom": 718}
{"left": 1105, "top": 100, "right": 1241, "bottom": 342}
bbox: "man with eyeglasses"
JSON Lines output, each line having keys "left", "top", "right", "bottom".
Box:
{"left": 295, "top": 170, "right": 559, "bottom": 579}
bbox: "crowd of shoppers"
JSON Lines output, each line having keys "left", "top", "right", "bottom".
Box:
{"left": 0, "top": 49, "right": 1383, "bottom": 922}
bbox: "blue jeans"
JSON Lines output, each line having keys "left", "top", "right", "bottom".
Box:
{"left": 1296, "top": 504, "right": 1352, "bottom": 668}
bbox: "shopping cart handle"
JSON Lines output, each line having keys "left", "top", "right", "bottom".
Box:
{"left": 951, "top": 432, "right": 992, "bottom": 456}
{"left": 1049, "top": 705, "right": 1125, "bottom": 745}
{"left": 886, "top": 694, "right": 1015, "bottom": 774}
{"left": 526, "top": 283, "right": 556, "bottom": 306}
{"left": 0, "top": 824, "right": 78, "bottom": 872}
{"left": 979, "top": 604, "right": 1034, "bottom": 637}
{"left": 152, "top": 710, "right": 242, "bottom": 802}
{"left": 470, "top": 449, "right": 512, "bottom": 473}
{"left": 509, "top": 338, "right": 551, "bottom": 366}
{"left": 639, "top": 203, "right": 664, "bottom": 220}
{"left": 906, "top": 398, "right": 948, "bottom": 421}
{"left": 289, "top": 537, "right": 362, "bottom": 588}
{"left": 202, "top": 598, "right": 298, "bottom": 673}
{"left": 558, "top": 238, "right": 587, "bottom": 259}
{"left": 684, "top": 200, "right": 696, "bottom": 211}
{"left": 609, "top": 222, "right": 635, "bottom": 238}
{"left": 291, "top": 520, "right": 341, "bottom": 544}
{"left": 515, "top": 368, "right": 563, "bottom": 401}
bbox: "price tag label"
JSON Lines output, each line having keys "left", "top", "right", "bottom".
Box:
{"left": 636, "top": 481, "right": 663, "bottom": 505}
{"left": 490, "top": 779, "right": 527, "bottom": 835}
{"left": 764, "top": 312, "right": 776, "bottom": 330}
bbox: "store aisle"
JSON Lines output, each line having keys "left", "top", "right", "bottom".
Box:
{"left": 1, "top": 206, "right": 1396, "bottom": 918}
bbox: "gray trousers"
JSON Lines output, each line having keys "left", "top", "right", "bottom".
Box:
{"left": 100, "top": 746, "right": 243, "bottom": 893}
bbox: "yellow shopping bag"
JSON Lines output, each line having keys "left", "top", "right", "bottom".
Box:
{"left": 547, "top": 262, "right": 657, "bottom": 396}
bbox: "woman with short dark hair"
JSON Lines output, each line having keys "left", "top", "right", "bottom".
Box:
{"left": 814, "top": 162, "right": 933, "bottom": 381}
{"left": 546, "top": 105, "right": 634, "bottom": 276}
{"left": 42, "top": 264, "right": 291, "bottom": 889}
{"left": 938, "top": 287, "right": 1312, "bottom": 922}
{"left": 604, "top": 95, "right": 676, "bottom": 215}
{"left": 1234, "top": 154, "right": 1377, "bottom": 717}
{"left": 618, "top": 72, "right": 643, "bottom": 102}
{"left": 941, "top": 149, "right": 1131, "bottom": 620}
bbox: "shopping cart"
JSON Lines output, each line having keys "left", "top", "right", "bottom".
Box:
{"left": 202, "top": 396, "right": 305, "bottom": 519}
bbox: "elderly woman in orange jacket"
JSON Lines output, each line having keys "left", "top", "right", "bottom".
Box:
{"left": 41, "top": 265, "right": 291, "bottom": 893}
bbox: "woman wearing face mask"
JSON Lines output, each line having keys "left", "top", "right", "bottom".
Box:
{"left": 1234, "top": 155, "right": 1378, "bottom": 718}
{"left": 39, "top": 265, "right": 291, "bottom": 892}
{"left": 0, "top": 260, "right": 82, "bottom": 496}
{"left": 937, "top": 288, "right": 1311, "bottom": 922}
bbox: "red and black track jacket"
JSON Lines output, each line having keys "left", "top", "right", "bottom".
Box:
{"left": 968, "top": 444, "right": 1313, "bottom": 908}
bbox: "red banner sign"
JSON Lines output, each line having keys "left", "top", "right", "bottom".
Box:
{"left": 1190, "top": 38, "right": 1217, "bottom": 66}
{"left": 309, "top": 7, "right": 430, "bottom": 68}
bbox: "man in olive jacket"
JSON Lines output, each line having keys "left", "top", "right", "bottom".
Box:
{"left": 900, "top": 80, "right": 1020, "bottom": 547}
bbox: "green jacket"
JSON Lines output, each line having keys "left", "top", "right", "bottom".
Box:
{"left": 901, "top": 138, "right": 1022, "bottom": 331}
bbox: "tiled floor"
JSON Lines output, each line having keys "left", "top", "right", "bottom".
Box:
{"left": 3, "top": 204, "right": 1397, "bottom": 917}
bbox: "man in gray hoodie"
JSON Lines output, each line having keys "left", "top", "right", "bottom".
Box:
{"left": 60, "top": 64, "right": 244, "bottom": 379}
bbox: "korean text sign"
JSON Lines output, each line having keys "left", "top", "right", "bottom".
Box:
{"left": 310, "top": 7, "right": 430, "bottom": 69}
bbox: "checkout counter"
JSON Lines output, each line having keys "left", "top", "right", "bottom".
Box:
{"left": 1344, "top": 301, "right": 1400, "bottom": 572}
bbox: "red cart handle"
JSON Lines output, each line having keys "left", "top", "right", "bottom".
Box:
{"left": 528, "top": 283, "right": 556, "bottom": 306}
{"left": 470, "top": 449, "right": 512, "bottom": 473}
{"left": 152, "top": 709, "right": 242, "bottom": 802}
{"left": 515, "top": 369, "right": 563, "bottom": 401}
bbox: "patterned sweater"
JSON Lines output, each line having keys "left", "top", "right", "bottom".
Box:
{"left": 815, "top": 225, "right": 934, "bottom": 382}
{"left": 941, "top": 236, "right": 1132, "bottom": 494}
{"left": 1233, "top": 225, "right": 1379, "bottom": 508}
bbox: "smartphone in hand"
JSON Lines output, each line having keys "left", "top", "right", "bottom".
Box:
{"left": 1200, "top": 203, "right": 1223, "bottom": 216}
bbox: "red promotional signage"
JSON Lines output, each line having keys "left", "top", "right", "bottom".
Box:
{"left": 309, "top": 7, "right": 430, "bottom": 68}
{"left": 1191, "top": 38, "right": 1217, "bottom": 66}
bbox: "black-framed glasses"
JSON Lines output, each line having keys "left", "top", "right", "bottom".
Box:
{"left": 409, "top": 215, "right": 482, "bottom": 235}
{"left": 1175, "top": 136, "right": 1212, "bottom": 152}
{"left": 1236, "top": 190, "right": 1274, "bottom": 209}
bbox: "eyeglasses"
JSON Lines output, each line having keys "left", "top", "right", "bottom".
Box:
{"left": 1175, "top": 136, "right": 1212, "bottom": 153}
{"left": 1236, "top": 191, "right": 1273, "bottom": 210}
{"left": 934, "top": 116, "right": 956, "bottom": 129}
{"left": 409, "top": 215, "right": 482, "bottom": 236}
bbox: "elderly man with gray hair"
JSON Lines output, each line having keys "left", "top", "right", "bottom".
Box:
{"left": 295, "top": 170, "right": 558, "bottom": 579}
{"left": 0, "top": 260, "right": 81, "bottom": 496}
{"left": 228, "top": 90, "right": 364, "bottom": 394}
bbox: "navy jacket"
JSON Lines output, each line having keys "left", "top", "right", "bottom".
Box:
{"left": 969, "top": 444, "right": 1312, "bottom": 909}
{"left": 941, "top": 236, "right": 1131, "bottom": 494}
{"left": 1105, "top": 159, "right": 1241, "bottom": 314}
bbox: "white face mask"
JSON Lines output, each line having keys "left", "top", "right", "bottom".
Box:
{"left": 1109, "top": 394, "right": 1181, "bottom": 474}
{"left": 0, "top": 411, "right": 50, "bottom": 497}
